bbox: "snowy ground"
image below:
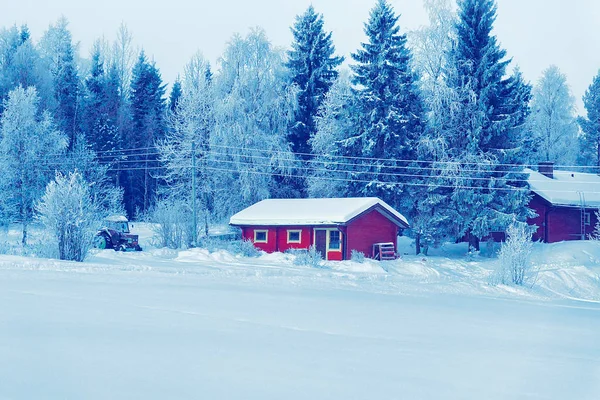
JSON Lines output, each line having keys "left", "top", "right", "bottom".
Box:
{"left": 1, "top": 226, "right": 599, "bottom": 399}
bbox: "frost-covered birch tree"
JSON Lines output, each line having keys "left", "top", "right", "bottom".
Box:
{"left": 0, "top": 86, "right": 68, "bottom": 244}
{"left": 309, "top": 71, "right": 358, "bottom": 198}
{"left": 158, "top": 52, "right": 214, "bottom": 239}
{"left": 211, "top": 28, "right": 296, "bottom": 217}
{"left": 36, "top": 171, "right": 99, "bottom": 262}
{"left": 528, "top": 65, "right": 578, "bottom": 165}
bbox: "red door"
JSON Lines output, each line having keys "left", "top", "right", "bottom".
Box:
{"left": 314, "top": 230, "right": 327, "bottom": 259}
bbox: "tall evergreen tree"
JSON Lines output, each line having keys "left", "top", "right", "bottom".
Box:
{"left": 125, "top": 50, "right": 166, "bottom": 216}
{"left": 443, "top": 0, "right": 532, "bottom": 249}
{"left": 349, "top": 0, "right": 426, "bottom": 210}
{"left": 168, "top": 77, "right": 182, "bottom": 114}
{"left": 82, "top": 44, "right": 118, "bottom": 154}
{"left": 287, "top": 6, "right": 343, "bottom": 157}
{"left": 578, "top": 71, "right": 600, "bottom": 167}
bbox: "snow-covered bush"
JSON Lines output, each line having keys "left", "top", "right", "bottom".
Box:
{"left": 229, "top": 239, "right": 261, "bottom": 258}
{"left": 198, "top": 237, "right": 260, "bottom": 258}
{"left": 591, "top": 210, "right": 600, "bottom": 240}
{"left": 149, "top": 198, "right": 194, "bottom": 249}
{"left": 36, "top": 171, "right": 99, "bottom": 262}
{"left": 494, "top": 222, "right": 533, "bottom": 286}
{"left": 290, "top": 246, "right": 323, "bottom": 268}
{"left": 351, "top": 250, "right": 366, "bottom": 263}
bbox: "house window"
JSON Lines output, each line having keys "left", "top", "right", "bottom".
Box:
{"left": 254, "top": 230, "right": 268, "bottom": 243}
{"left": 585, "top": 212, "right": 591, "bottom": 226}
{"left": 328, "top": 230, "right": 341, "bottom": 251}
{"left": 287, "top": 230, "right": 301, "bottom": 243}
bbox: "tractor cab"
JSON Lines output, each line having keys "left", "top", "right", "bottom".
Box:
{"left": 104, "top": 219, "right": 130, "bottom": 234}
{"left": 95, "top": 215, "right": 142, "bottom": 251}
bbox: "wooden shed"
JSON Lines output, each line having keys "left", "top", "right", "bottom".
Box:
{"left": 526, "top": 163, "right": 600, "bottom": 243}
{"left": 229, "top": 197, "right": 409, "bottom": 260}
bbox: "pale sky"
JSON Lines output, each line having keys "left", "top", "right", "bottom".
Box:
{"left": 3, "top": 0, "right": 600, "bottom": 113}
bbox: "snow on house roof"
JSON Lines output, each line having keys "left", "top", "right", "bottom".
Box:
{"left": 526, "top": 168, "right": 600, "bottom": 207}
{"left": 229, "top": 197, "right": 409, "bottom": 227}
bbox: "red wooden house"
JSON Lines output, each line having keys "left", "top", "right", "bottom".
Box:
{"left": 527, "top": 162, "right": 600, "bottom": 243}
{"left": 229, "top": 197, "right": 409, "bottom": 260}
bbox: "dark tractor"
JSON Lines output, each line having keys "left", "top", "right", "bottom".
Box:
{"left": 95, "top": 216, "right": 142, "bottom": 251}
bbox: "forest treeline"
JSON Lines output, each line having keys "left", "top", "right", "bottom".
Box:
{"left": 1, "top": 0, "right": 599, "bottom": 254}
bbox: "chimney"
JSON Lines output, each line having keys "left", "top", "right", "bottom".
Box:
{"left": 538, "top": 162, "right": 554, "bottom": 179}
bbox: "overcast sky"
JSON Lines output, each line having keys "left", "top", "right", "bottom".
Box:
{"left": 3, "top": 0, "right": 600, "bottom": 113}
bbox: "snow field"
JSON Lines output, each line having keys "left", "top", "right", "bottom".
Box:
{"left": 0, "top": 225, "right": 599, "bottom": 399}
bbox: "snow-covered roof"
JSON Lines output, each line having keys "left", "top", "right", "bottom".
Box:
{"left": 229, "top": 197, "right": 409, "bottom": 227}
{"left": 104, "top": 215, "right": 129, "bottom": 222}
{"left": 526, "top": 168, "right": 600, "bottom": 207}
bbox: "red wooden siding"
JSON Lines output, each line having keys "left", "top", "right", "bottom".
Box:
{"left": 241, "top": 227, "right": 277, "bottom": 253}
{"left": 276, "top": 227, "right": 313, "bottom": 253}
{"left": 528, "top": 194, "right": 598, "bottom": 243}
{"left": 238, "top": 207, "right": 403, "bottom": 260}
{"left": 345, "top": 209, "right": 399, "bottom": 259}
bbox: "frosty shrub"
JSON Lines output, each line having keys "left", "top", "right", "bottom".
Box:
{"left": 351, "top": 250, "right": 366, "bottom": 263}
{"left": 229, "top": 239, "right": 261, "bottom": 258}
{"left": 36, "top": 171, "right": 99, "bottom": 262}
{"left": 290, "top": 246, "right": 323, "bottom": 268}
{"left": 494, "top": 222, "right": 533, "bottom": 286}
{"left": 199, "top": 237, "right": 260, "bottom": 258}
{"left": 149, "top": 198, "right": 192, "bottom": 249}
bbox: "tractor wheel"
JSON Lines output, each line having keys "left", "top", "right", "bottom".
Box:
{"left": 95, "top": 235, "right": 108, "bottom": 250}
{"left": 135, "top": 245, "right": 142, "bottom": 252}
{"left": 114, "top": 244, "right": 126, "bottom": 252}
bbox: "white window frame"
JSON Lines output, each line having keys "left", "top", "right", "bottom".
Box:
{"left": 585, "top": 212, "right": 591, "bottom": 226}
{"left": 287, "top": 229, "right": 302, "bottom": 244}
{"left": 328, "top": 230, "right": 341, "bottom": 251}
{"left": 254, "top": 229, "right": 269, "bottom": 243}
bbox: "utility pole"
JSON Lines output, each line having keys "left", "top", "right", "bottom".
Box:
{"left": 191, "top": 141, "right": 197, "bottom": 246}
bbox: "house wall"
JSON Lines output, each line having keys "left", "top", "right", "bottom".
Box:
{"left": 528, "top": 194, "right": 549, "bottom": 242}
{"left": 528, "top": 194, "right": 598, "bottom": 243}
{"left": 241, "top": 227, "right": 277, "bottom": 253}
{"left": 276, "top": 227, "right": 313, "bottom": 253}
{"left": 241, "top": 226, "right": 314, "bottom": 254}
{"left": 345, "top": 209, "right": 399, "bottom": 259}
{"left": 239, "top": 208, "right": 402, "bottom": 260}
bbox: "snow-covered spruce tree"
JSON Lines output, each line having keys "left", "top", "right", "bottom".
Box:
{"left": 578, "top": 71, "right": 600, "bottom": 167}
{"left": 123, "top": 50, "right": 166, "bottom": 216}
{"left": 168, "top": 77, "right": 182, "bottom": 113}
{"left": 158, "top": 53, "right": 214, "bottom": 243}
{"left": 286, "top": 5, "right": 343, "bottom": 195}
{"left": 495, "top": 221, "right": 533, "bottom": 286}
{"left": 349, "top": 0, "right": 426, "bottom": 213}
{"left": 309, "top": 71, "right": 359, "bottom": 198}
{"left": 211, "top": 28, "right": 296, "bottom": 218}
{"left": 0, "top": 86, "right": 68, "bottom": 245}
{"left": 527, "top": 65, "right": 578, "bottom": 165}
{"left": 442, "top": 0, "right": 532, "bottom": 250}
{"left": 81, "top": 42, "right": 119, "bottom": 155}
{"left": 36, "top": 171, "right": 99, "bottom": 262}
